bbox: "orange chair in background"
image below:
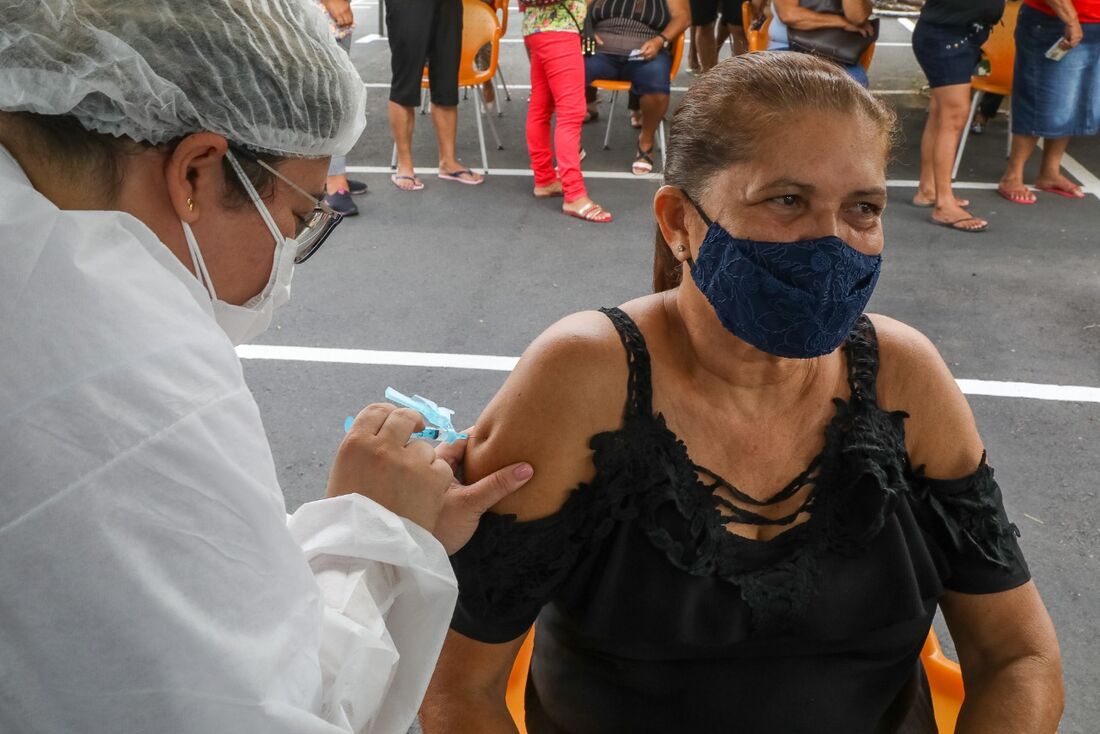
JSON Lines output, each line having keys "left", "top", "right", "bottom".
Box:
{"left": 953, "top": 0, "right": 1020, "bottom": 179}
{"left": 391, "top": 0, "right": 504, "bottom": 172}
{"left": 591, "top": 33, "right": 686, "bottom": 171}
{"left": 505, "top": 626, "right": 965, "bottom": 734}
{"left": 742, "top": 2, "right": 773, "bottom": 52}
{"left": 492, "top": 0, "right": 514, "bottom": 103}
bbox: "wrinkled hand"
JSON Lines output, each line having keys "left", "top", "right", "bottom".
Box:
{"left": 639, "top": 37, "right": 665, "bottom": 60}
{"left": 1061, "top": 21, "right": 1083, "bottom": 49}
{"left": 323, "top": 0, "right": 354, "bottom": 28}
{"left": 843, "top": 20, "right": 875, "bottom": 37}
{"left": 432, "top": 432, "right": 534, "bottom": 555}
{"left": 327, "top": 404, "right": 453, "bottom": 533}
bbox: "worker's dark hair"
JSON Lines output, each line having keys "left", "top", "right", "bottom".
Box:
{"left": 0, "top": 112, "right": 285, "bottom": 207}
{"left": 653, "top": 52, "right": 897, "bottom": 292}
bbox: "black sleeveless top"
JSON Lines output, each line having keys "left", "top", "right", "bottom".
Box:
{"left": 451, "top": 309, "right": 1030, "bottom": 734}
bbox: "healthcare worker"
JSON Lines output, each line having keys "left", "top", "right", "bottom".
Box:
{"left": 0, "top": 1, "right": 534, "bottom": 732}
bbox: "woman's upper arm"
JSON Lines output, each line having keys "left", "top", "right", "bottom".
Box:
{"left": 871, "top": 314, "right": 984, "bottom": 478}
{"left": 842, "top": 0, "right": 872, "bottom": 24}
{"left": 465, "top": 310, "right": 627, "bottom": 521}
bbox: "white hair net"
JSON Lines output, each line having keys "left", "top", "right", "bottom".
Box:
{"left": 0, "top": 0, "right": 366, "bottom": 157}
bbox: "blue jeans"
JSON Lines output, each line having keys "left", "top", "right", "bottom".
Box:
{"left": 1012, "top": 5, "right": 1100, "bottom": 137}
{"left": 584, "top": 50, "right": 673, "bottom": 96}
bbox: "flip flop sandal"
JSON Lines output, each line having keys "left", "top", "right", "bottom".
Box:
{"left": 438, "top": 168, "right": 484, "bottom": 185}
{"left": 935, "top": 216, "right": 988, "bottom": 233}
{"left": 632, "top": 145, "right": 655, "bottom": 176}
{"left": 1037, "top": 185, "right": 1086, "bottom": 199}
{"left": 997, "top": 187, "right": 1036, "bottom": 205}
{"left": 390, "top": 174, "right": 424, "bottom": 191}
{"left": 912, "top": 197, "right": 969, "bottom": 208}
{"left": 565, "top": 202, "right": 613, "bottom": 224}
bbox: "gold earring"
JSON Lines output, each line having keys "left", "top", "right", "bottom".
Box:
{"left": 186, "top": 197, "right": 194, "bottom": 212}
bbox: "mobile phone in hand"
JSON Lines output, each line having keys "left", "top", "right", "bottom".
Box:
{"left": 1045, "top": 38, "right": 1070, "bottom": 61}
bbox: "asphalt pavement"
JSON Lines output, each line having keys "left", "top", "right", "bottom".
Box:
{"left": 241, "top": 6, "right": 1099, "bottom": 731}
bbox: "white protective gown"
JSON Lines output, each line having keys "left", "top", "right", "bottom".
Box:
{"left": 0, "top": 146, "right": 458, "bottom": 734}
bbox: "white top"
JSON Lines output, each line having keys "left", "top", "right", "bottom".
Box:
{"left": 0, "top": 145, "right": 457, "bottom": 734}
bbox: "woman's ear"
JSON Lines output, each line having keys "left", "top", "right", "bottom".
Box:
{"left": 163, "top": 132, "right": 230, "bottom": 224}
{"left": 654, "top": 185, "right": 693, "bottom": 262}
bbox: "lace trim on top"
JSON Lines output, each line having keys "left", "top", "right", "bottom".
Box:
{"left": 452, "top": 309, "right": 1025, "bottom": 638}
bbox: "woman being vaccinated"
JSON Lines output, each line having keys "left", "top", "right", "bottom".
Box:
{"left": 422, "top": 54, "right": 1062, "bottom": 733}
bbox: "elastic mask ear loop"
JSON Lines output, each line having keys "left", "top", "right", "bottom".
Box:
{"left": 224, "top": 149, "right": 285, "bottom": 246}
{"left": 680, "top": 190, "right": 715, "bottom": 269}
{"left": 182, "top": 220, "right": 218, "bottom": 302}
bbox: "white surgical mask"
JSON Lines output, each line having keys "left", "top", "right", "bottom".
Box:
{"left": 181, "top": 151, "right": 297, "bottom": 346}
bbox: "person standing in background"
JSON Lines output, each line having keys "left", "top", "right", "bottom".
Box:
{"left": 910, "top": 0, "right": 1005, "bottom": 232}
{"left": 689, "top": 0, "right": 749, "bottom": 71}
{"left": 319, "top": 0, "right": 368, "bottom": 215}
{"left": 525, "top": 0, "right": 614, "bottom": 223}
{"left": 998, "top": 0, "right": 1096, "bottom": 204}
{"left": 388, "top": 0, "right": 485, "bottom": 191}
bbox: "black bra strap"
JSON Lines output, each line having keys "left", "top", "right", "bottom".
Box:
{"left": 842, "top": 314, "right": 880, "bottom": 405}
{"left": 599, "top": 307, "right": 655, "bottom": 419}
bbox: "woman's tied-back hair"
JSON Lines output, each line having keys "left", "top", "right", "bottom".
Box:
{"left": 653, "top": 52, "right": 898, "bottom": 292}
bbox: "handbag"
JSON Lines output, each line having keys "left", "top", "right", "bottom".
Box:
{"left": 786, "top": 0, "right": 879, "bottom": 67}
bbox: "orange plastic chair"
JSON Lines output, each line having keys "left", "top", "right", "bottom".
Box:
{"left": 505, "top": 626, "right": 965, "bottom": 734}
{"left": 391, "top": 0, "right": 504, "bottom": 172}
{"left": 505, "top": 628, "right": 536, "bottom": 733}
{"left": 492, "top": 0, "right": 514, "bottom": 103}
{"left": 953, "top": 0, "right": 1020, "bottom": 178}
{"left": 742, "top": 2, "right": 773, "bottom": 52}
{"left": 923, "top": 627, "right": 966, "bottom": 734}
{"left": 591, "top": 32, "right": 685, "bottom": 171}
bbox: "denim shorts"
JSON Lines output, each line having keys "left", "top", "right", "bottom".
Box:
{"left": 1012, "top": 5, "right": 1100, "bottom": 137}
{"left": 911, "top": 20, "right": 990, "bottom": 88}
{"left": 584, "top": 50, "right": 673, "bottom": 96}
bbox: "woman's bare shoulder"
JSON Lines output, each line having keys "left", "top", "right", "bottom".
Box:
{"left": 464, "top": 308, "right": 639, "bottom": 520}
{"left": 867, "top": 314, "right": 985, "bottom": 477}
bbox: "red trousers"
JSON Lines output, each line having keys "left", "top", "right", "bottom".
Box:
{"left": 525, "top": 31, "right": 587, "bottom": 202}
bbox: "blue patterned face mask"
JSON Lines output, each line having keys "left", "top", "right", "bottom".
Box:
{"left": 686, "top": 199, "right": 881, "bottom": 359}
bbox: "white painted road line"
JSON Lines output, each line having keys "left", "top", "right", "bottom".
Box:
{"left": 898, "top": 18, "right": 917, "bottom": 32}
{"left": 237, "top": 346, "right": 1100, "bottom": 404}
{"left": 236, "top": 345, "right": 520, "bottom": 372}
{"left": 345, "top": 166, "right": 1018, "bottom": 191}
{"left": 360, "top": 81, "right": 921, "bottom": 95}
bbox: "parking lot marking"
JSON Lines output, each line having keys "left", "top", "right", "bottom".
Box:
{"left": 237, "top": 346, "right": 1100, "bottom": 403}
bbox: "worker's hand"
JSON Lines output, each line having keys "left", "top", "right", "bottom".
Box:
{"left": 432, "top": 433, "right": 534, "bottom": 555}
{"left": 327, "top": 404, "right": 453, "bottom": 533}
{"left": 1061, "top": 20, "right": 1083, "bottom": 49}
{"left": 322, "top": 0, "right": 354, "bottom": 28}
{"left": 639, "top": 36, "right": 665, "bottom": 60}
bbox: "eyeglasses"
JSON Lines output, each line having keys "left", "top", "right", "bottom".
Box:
{"left": 228, "top": 145, "right": 343, "bottom": 264}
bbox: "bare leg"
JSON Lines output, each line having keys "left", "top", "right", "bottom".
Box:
{"left": 638, "top": 93, "right": 669, "bottom": 153}
{"left": 432, "top": 103, "right": 483, "bottom": 183}
{"left": 327, "top": 173, "right": 350, "bottom": 192}
{"left": 694, "top": 21, "right": 719, "bottom": 71}
{"left": 388, "top": 101, "right": 421, "bottom": 190}
{"left": 929, "top": 84, "right": 985, "bottom": 228}
{"left": 689, "top": 28, "right": 701, "bottom": 71}
{"left": 727, "top": 24, "right": 747, "bottom": 56}
{"left": 998, "top": 133, "right": 1040, "bottom": 203}
{"left": 913, "top": 88, "right": 969, "bottom": 209}
{"left": 715, "top": 23, "right": 731, "bottom": 59}
{"left": 1034, "top": 137, "right": 1084, "bottom": 196}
